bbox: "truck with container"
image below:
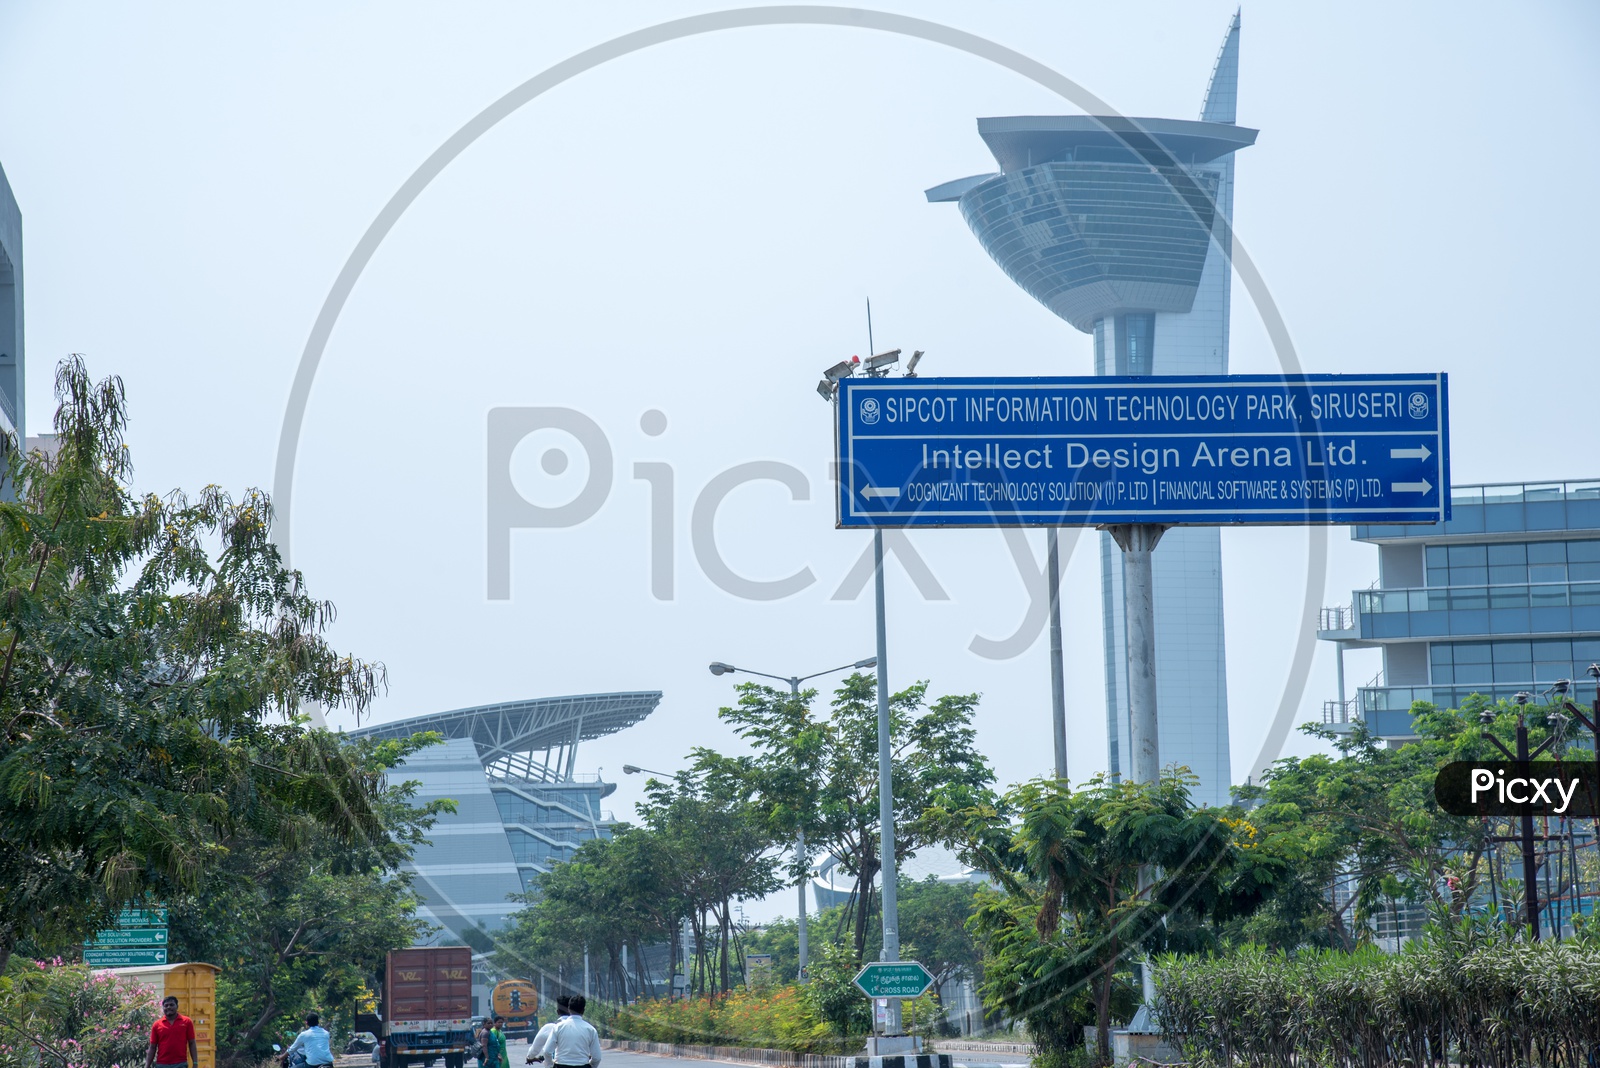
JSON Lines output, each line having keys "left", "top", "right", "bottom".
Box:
{"left": 490, "top": 979, "right": 539, "bottom": 1040}
{"left": 378, "top": 947, "right": 475, "bottom": 1068}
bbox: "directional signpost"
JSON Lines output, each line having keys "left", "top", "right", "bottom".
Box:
{"left": 83, "top": 947, "right": 169, "bottom": 967}
{"left": 853, "top": 960, "right": 935, "bottom": 1000}
{"left": 836, "top": 373, "right": 1450, "bottom": 528}
{"left": 85, "top": 905, "right": 169, "bottom": 967}
{"left": 87, "top": 927, "right": 170, "bottom": 947}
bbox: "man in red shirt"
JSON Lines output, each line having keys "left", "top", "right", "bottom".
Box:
{"left": 146, "top": 995, "right": 198, "bottom": 1068}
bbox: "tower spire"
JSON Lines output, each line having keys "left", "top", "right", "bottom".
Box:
{"left": 1201, "top": 9, "right": 1241, "bottom": 124}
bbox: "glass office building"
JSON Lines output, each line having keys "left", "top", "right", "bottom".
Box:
{"left": 348, "top": 691, "right": 662, "bottom": 941}
{"left": 0, "top": 159, "right": 25, "bottom": 446}
{"left": 927, "top": 15, "right": 1249, "bottom": 804}
{"left": 1319, "top": 480, "right": 1600, "bottom": 740}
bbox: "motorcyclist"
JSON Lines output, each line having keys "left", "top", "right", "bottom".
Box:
{"left": 283, "top": 1014, "right": 333, "bottom": 1068}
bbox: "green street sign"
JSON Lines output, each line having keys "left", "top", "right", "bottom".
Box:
{"left": 87, "top": 927, "right": 168, "bottom": 947}
{"left": 84, "top": 948, "right": 168, "bottom": 967}
{"left": 115, "top": 908, "right": 168, "bottom": 926}
{"left": 852, "top": 960, "right": 935, "bottom": 999}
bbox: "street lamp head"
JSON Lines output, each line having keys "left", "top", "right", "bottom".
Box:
{"left": 1549, "top": 710, "right": 1569, "bottom": 741}
{"left": 709, "top": 662, "right": 735, "bottom": 676}
{"left": 622, "top": 764, "right": 643, "bottom": 775}
{"left": 823, "top": 357, "right": 859, "bottom": 383}
{"left": 854, "top": 657, "right": 878, "bottom": 669}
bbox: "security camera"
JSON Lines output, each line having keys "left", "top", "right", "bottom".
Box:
{"left": 864, "top": 349, "right": 901, "bottom": 376}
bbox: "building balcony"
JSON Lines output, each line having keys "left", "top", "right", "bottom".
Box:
{"left": 1353, "top": 480, "right": 1600, "bottom": 542}
{"left": 1352, "top": 582, "right": 1600, "bottom": 640}
{"left": 1318, "top": 603, "right": 1354, "bottom": 635}
{"left": 1320, "top": 697, "right": 1358, "bottom": 734}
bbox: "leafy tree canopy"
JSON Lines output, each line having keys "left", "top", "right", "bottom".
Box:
{"left": 0, "top": 357, "right": 390, "bottom": 970}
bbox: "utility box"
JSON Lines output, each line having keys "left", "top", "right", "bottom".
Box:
{"left": 99, "top": 963, "right": 220, "bottom": 1068}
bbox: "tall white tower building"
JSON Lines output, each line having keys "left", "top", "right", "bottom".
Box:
{"left": 927, "top": 16, "right": 1248, "bottom": 805}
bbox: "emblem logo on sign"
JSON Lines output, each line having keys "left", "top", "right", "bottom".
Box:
{"left": 1408, "top": 392, "right": 1430, "bottom": 419}
{"left": 860, "top": 397, "right": 880, "bottom": 425}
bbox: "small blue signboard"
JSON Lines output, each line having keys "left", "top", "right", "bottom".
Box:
{"left": 836, "top": 374, "right": 1449, "bottom": 528}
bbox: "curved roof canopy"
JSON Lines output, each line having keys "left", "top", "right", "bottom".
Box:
{"left": 976, "top": 116, "right": 1257, "bottom": 173}
{"left": 348, "top": 691, "right": 662, "bottom": 766}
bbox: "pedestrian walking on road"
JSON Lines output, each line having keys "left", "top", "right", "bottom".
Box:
{"left": 545, "top": 996, "right": 601, "bottom": 1068}
{"left": 145, "top": 996, "right": 198, "bottom": 1068}
{"left": 526, "top": 996, "right": 571, "bottom": 1063}
{"left": 485, "top": 1016, "right": 509, "bottom": 1068}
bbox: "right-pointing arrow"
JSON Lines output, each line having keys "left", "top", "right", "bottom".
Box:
{"left": 1390, "top": 444, "right": 1432, "bottom": 461}
{"left": 1392, "top": 479, "right": 1433, "bottom": 494}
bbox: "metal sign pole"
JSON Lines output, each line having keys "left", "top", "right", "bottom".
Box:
{"left": 873, "top": 528, "right": 904, "bottom": 1037}
{"left": 1047, "top": 527, "right": 1068, "bottom": 780}
{"left": 1108, "top": 524, "right": 1167, "bottom": 786}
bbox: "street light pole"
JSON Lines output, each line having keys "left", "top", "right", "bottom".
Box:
{"left": 708, "top": 654, "right": 875, "bottom": 983}
{"left": 1480, "top": 691, "right": 1563, "bottom": 940}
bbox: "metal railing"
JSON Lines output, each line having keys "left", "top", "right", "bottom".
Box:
{"left": 1450, "top": 479, "right": 1600, "bottom": 505}
{"left": 1322, "top": 698, "right": 1358, "bottom": 724}
{"left": 1319, "top": 603, "right": 1354, "bottom": 631}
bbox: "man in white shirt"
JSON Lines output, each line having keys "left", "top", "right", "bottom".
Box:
{"left": 525, "top": 996, "right": 569, "bottom": 1064}
{"left": 544, "top": 996, "right": 601, "bottom": 1068}
{"left": 285, "top": 1014, "right": 334, "bottom": 1068}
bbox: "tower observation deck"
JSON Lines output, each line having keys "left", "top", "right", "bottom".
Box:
{"left": 927, "top": 14, "right": 1249, "bottom": 805}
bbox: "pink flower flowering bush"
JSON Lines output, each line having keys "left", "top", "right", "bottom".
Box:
{"left": 0, "top": 959, "right": 158, "bottom": 1068}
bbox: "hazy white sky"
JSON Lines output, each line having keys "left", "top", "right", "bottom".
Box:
{"left": 3, "top": 2, "right": 1598, "bottom": 918}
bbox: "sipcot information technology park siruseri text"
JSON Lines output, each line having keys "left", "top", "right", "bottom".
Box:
{"left": 835, "top": 373, "right": 1450, "bottom": 529}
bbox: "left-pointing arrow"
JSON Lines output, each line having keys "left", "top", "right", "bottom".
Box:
{"left": 862, "top": 485, "right": 900, "bottom": 499}
{"left": 1392, "top": 479, "right": 1433, "bottom": 494}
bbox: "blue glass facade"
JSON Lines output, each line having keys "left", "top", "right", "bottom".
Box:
{"left": 1322, "top": 480, "right": 1600, "bottom": 739}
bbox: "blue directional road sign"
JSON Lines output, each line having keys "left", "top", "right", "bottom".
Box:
{"left": 836, "top": 373, "right": 1449, "bottom": 528}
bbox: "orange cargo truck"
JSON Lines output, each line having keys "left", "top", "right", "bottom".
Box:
{"left": 379, "top": 948, "right": 475, "bottom": 1068}
{"left": 490, "top": 980, "right": 539, "bottom": 1040}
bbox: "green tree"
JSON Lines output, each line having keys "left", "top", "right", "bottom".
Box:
{"left": 496, "top": 826, "right": 682, "bottom": 1003}
{"left": 959, "top": 775, "right": 1262, "bottom": 1067}
{"left": 1234, "top": 694, "right": 1539, "bottom": 949}
{"left": 0, "top": 357, "right": 388, "bottom": 970}
{"left": 167, "top": 733, "right": 448, "bottom": 1059}
{"left": 897, "top": 876, "right": 983, "bottom": 1005}
{"left": 706, "top": 675, "right": 996, "bottom": 962}
{"left": 638, "top": 771, "right": 783, "bottom": 995}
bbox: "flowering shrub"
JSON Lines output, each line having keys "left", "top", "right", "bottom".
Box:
{"left": 611, "top": 982, "right": 941, "bottom": 1055}
{"left": 0, "top": 959, "right": 159, "bottom": 1068}
{"left": 613, "top": 987, "right": 842, "bottom": 1053}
